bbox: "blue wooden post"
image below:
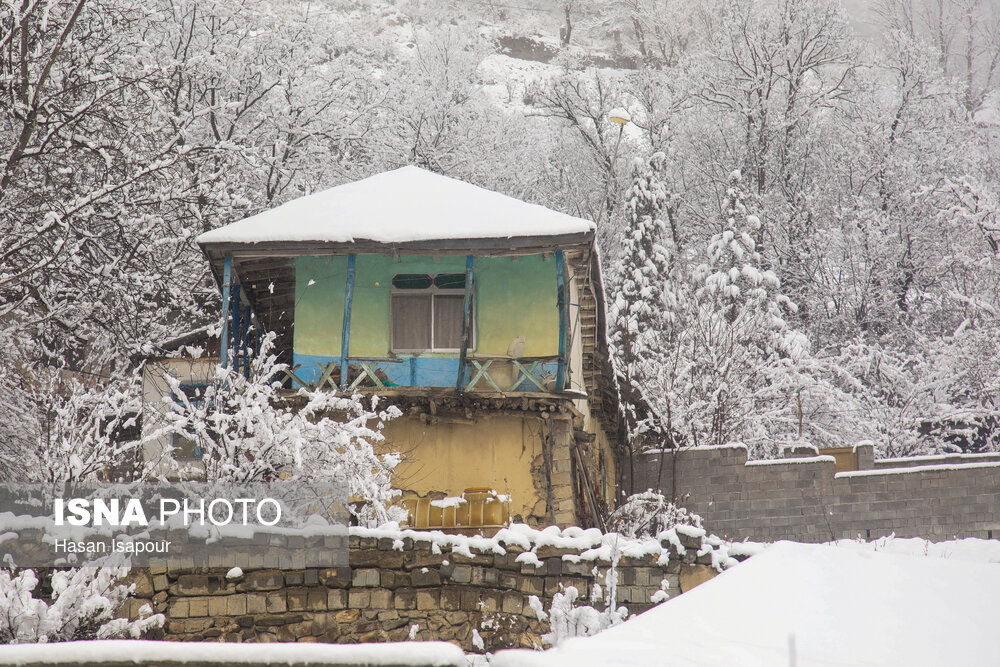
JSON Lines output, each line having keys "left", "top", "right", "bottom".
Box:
{"left": 220, "top": 255, "right": 232, "bottom": 369}
{"left": 555, "top": 250, "right": 567, "bottom": 391}
{"left": 231, "top": 284, "right": 241, "bottom": 373}
{"left": 340, "top": 254, "right": 357, "bottom": 391}
{"left": 456, "top": 255, "right": 474, "bottom": 391}
{"left": 242, "top": 305, "right": 252, "bottom": 378}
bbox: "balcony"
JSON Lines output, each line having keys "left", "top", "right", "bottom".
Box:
{"left": 285, "top": 353, "right": 563, "bottom": 394}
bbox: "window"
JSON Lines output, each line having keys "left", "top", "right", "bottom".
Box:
{"left": 390, "top": 273, "right": 472, "bottom": 352}
{"left": 171, "top": 383, "right": 207, "bottom": 460}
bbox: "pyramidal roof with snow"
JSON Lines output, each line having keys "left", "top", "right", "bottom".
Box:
{"left": 197, "top": 166, "right": 595, "bottom": 250}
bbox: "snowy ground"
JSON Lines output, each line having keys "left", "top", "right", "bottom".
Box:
{"left": 491, "top": 540, "right": 999, "bottom": 666}
{"left": 0, "top": 641, "right": 465, "bottom": 666}
{"left": 828, "top": 533, "right": 1000, "bottom": 564}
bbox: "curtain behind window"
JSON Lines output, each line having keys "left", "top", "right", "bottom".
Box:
{"left": 391, "top": 294, "right": 432, "bottom": 350}
{"left": 434, "top": 295, "right": 467, "bottom": 349}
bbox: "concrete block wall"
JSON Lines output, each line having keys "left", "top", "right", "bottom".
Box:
{"left": 633, "top": 444, "right": 1000, "bottom": 543}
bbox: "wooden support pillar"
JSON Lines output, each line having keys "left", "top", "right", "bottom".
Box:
{"left": 220, "top": 255, "right": 232, "bottom": 369}
{"left": 456, "top": 255, "right": 475, "bottom": 391}
{"left": 231, "top": 284, "right": 242, "bottom": 373}
{"left": 241, "top": 305, "right": 252, "bottom": 378}
{"left": 340, "top": 254, "right": 357, "bottom": 391}
{"left": 555, "top": 250, "right": 567, "bottom": 391}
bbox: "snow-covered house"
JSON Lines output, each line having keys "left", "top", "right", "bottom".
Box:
{"left": 194, "top": 166, "right": 621, "bottom": 530}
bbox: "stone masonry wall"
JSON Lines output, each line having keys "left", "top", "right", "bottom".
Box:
{"left": 129, "top": 527, "right": 724, "bottom": 653}
{"left": 633, "top": 443, "right": 1000, "bottom": 543}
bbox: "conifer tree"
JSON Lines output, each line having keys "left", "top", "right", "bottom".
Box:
{"left": 688, "top": 170, "right": 808, "bottom": 451}
{"left": 609, "top": 153, "right": 678, "bottom": 447}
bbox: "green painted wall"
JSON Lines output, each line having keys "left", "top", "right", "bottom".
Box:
{"left": 475, "top": 255, "right": 558, "bottom": 356}
{"left": 294, "top": 255, "right": 348, "bottom": 357}
{"left": 293, "top": 254, "right": 559, "bottom": 358}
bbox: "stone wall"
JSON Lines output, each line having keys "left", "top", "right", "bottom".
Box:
{"left": 130, "top": 527, "right": 724, "bottom": 653}
{"left": 632, "top": 443, "right": 1000, "bottom": 543}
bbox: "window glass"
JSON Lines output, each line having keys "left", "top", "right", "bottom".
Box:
{"left": 390, "top": 273, "right": 473, "bottom": 352}
{"left": 171, "top": 384, "right": 206, "bottom": 460}
{"left": 392, "top": 274, "right": 433, "bottom": 289}
{"left": 391, "top": 294, "right": 432, "bottom": 350}
{"left": 434, "top": 273, "right": 466, "bottom": 289}
{"left": 433, "top": 295, "right": 467, "bottom": 349}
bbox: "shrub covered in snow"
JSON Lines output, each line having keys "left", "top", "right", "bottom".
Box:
{"left": 608, "top": 491, "right": 702, "bottom": 538}
{"left": 164, "top": 333, "right": 405, "bottom": 526}
{"left": 529, "top": 542, "right": 628, "bottom": 647}
{"left": 0, "top": 557, "right": 163, "bottom": 643}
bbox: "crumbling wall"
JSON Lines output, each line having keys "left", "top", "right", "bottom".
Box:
{"left": 136, "top": 527, "right": 725, "bottom": 653}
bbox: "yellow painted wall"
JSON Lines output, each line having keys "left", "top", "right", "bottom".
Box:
{"left": 377, "top": 414, "right": 545, "bottom": 523}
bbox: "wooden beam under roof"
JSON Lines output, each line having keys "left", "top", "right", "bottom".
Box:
{"left": 199, "top": 231, "right": 594, "bottom": 259}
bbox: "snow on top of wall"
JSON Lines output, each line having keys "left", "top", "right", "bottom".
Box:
{"left": 746, "top": 455, "right": 836, "bottom": 466}
{"left": 196, "top": 166, "right": 595, "bottom": 246}
{"left": 876, "top": 451, "right": 1000, "bottom": 464}
{"left": 641, "top": 443, "right": 749, "bottom": 455}
{"left": 836, "top": 461, "right": 1000, "bottom": 477}
{"left": 492, "top": 540, "right": 1000, "bottom": 667}
{"left": 852, "top": 439, "right": 875, "bottom": 452}
{"left": 0, "top": 639, "right": 465, "bottom": 666}
{"left": 350, "top": 522, "right": 746, "bottom": 571}
{"left": 352, "top": 522, "right": 688, "bottom": 566}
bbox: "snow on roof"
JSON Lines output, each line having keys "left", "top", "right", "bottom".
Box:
{"left": 493, "top": 541, "right": 1000, "bottom": 667}
{"left": 197, "top": 166, "right": 595, "bottom": 246}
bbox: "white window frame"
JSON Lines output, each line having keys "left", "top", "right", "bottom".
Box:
{"left": 390, "top": 274, "right": 475, "bottom": 353}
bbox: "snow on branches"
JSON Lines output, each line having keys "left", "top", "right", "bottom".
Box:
{"left": 609, "top": 152, "right": 682, "bottom": 447}
{"left": 608, "top": 491, "right": 702, "bottom": 539}
{"left": 163, "top": 333, "right": 404, "bottom": 526}
{"left": 0, "top": 556, "right": 163, "bottom": 643}
{"left": 529, "top": 539, "right": 628, "bottom": 647}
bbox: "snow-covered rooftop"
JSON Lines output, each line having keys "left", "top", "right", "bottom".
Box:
{"left": 196, "top": 166, "right": 595, "bottom": 247}
{"left": 494, "top": 541, "right": 1000, "bottom": 667}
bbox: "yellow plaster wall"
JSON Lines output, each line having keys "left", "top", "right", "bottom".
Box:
{"left": 593, "top": 420, "right": 617, "bottom": 507}
{"left": 377, "top": 414, "right": 544, "bottom": 522}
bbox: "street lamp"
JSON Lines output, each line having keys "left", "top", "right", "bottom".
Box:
{"left": 605, "top": 107, "right": 631, "bottom": 223}
{"left": 608, "top": 108, "right": 631, "bottom": 126}
{"left": 608, "top": 107, "right": 631, "bottom": 158}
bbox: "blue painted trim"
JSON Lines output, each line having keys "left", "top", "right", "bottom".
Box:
{"left": 456, "top": 255, "right": 474, "bottom": 391}
{"left": 556, "top": 250, "right": 567, "bottom": 391}
{"left": 340, "top": 254, "right": 357, "bottom": 390}
{"left": 242, "top": 305, "right": 252, "bottom": 378}
{"left": 231, "top": 284, "right": 241, "bottom": 373}
{"left": 220, "top": 255, "right": 232, "bottom": 369}
{"left": 292, "top": 353, "right": 557, "bottom": 391}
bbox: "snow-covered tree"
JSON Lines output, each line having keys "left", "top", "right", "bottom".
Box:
{"left": 608, "top": 491, "right": 702, "bottom": 538}
{"left": 0, "top": 350, "right": 149, "bottom": 488}
{"left": 0, "top": 557, "right": 163, "bottom": 643}
{"left": 683, "top": 170, "right": 808, "bottom": 453}
{"left": 164, "top": 334, "right": 404, "bottom": 526}
{"left": 609, "top": 152, "right": 681, "bottom": 447}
